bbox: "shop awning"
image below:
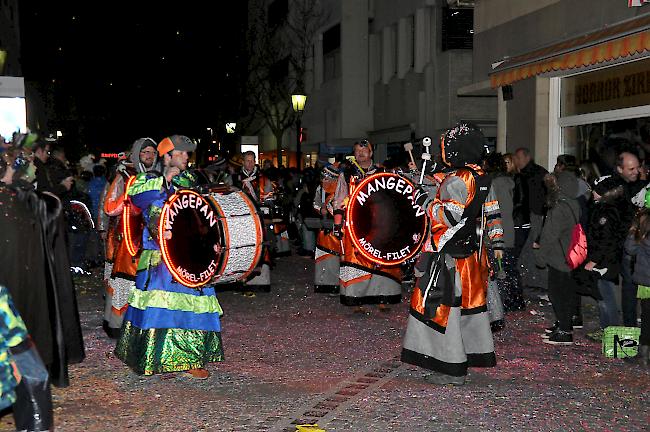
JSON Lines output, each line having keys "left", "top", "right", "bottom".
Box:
{"left": 490, "top": 15, "right": 650, "bottom": 88}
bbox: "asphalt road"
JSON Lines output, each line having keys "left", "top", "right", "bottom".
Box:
{"left": 1, "top": 254, "right": 648, "bottom": 431}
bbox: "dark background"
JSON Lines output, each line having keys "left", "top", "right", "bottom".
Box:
{"left": 19, "top": 2, "right": 248, "bottom": 157}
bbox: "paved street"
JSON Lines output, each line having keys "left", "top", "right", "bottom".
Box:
{"left": 1, "top": 254, "right": 649, "bottom": 431}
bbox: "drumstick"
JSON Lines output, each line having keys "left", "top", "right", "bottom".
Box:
{"left": 419, "top": 137, "right": 432, "bottom": 184}
{"left": 403, "top": 142, "right": 416, "bottom": 165}
{"left": 419, "top": 153, "right": 431, "bottom": 184}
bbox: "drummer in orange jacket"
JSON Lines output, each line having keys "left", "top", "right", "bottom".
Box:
{"left": 333, "top": 139, "right": 402, "bottom": 313}
{"left": 101, "top": 138, "right": 158, "bottom": 339}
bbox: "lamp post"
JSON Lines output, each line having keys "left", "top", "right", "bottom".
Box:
{"left": 291, "top": 93, "right": 307, "bottom": 171}
{"left": 225, "top": 122, "right": 236, "bottom": 156}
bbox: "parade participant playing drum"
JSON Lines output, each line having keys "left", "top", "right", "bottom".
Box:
{"left": 401, "top": 123, "right": 503, "bottom": 386}
{"left": 101, "top": 138, "right": 157, "bottom": 339}
{"left": 115, "top": 135, "right": 224, "bottom": 380}
{"left": 312, "top": 163, "right": 342, "bottom": 294}
{"left": 333, "top": 139, "right": 404, "bottom": 313}
{"left": 233, "top": 151, "right": 273, "bottom": 292}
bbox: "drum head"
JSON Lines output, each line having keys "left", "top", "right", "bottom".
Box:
{"left": 346, "top": 173, "right": 427, "bottom": 265}
{"left": 159, "top": 190, "right": 223, "bottom": 287}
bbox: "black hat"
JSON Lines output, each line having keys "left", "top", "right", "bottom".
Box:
{"left": 592, "top": 175, "right": 621, "bottom": 197}
{"left": 440, "top": 122, "right": 487, "bottom": 168}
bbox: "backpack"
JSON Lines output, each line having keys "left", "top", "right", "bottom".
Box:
{"left": 563, "top": 201, "right": 588, "bottom": 270}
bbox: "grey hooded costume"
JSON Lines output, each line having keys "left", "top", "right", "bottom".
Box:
{"left": 102, "top": 138, "right": 159, "bottom": 336}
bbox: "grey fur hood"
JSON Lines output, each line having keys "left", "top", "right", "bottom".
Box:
{"left": 129, "top": 137, "right": 158, "bottom": 173}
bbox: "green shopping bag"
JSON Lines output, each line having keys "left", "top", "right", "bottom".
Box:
{"left": 602, "top": 326, "right": 641, "bottom": 358}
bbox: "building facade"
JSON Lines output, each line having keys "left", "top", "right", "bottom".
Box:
{"left": 301, "top": 0, "right": 496, "bottom": 164}
{"left": 248, "top": 0, "right": 496, "bottom": 167}
{"left": 474, "top": 0, "right": 650, "bottom": 170}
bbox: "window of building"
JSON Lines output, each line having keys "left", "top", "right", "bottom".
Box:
{"left": 441, "top": 7, "right": 473, "bottom": 51}
{"left": 392, "top": 23, "right": 398, "bottom": 76}
{"left": 268, "top": 0, "right": 288, "bottom": 28}
{"left": 323, "top": 24, "right": 341, "bottom": 81}
{"left": 410, "top": 15, "right": 415, "bottom": 69}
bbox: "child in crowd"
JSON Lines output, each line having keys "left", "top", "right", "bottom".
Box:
{"left": 623, "top": 208, "right": 650, "bottom": 367}
{"left": 583, "top": 176, "right": 626, "bottom": 341}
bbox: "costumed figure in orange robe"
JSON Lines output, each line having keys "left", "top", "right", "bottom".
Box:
{"left": 313, "top": 163, "right": 341, "bottom": 293}
{"left": 401, "top": 123, "right": 504, "bottom": 385}
{"left": 234, "top": 151, "right": 273, "bottom": 292}
{"left": 101, "top": 138, "right": 158, "bottom": 338}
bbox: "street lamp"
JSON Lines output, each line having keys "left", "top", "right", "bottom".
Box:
{"left": 225, "top": 122, "right": 237, "bottom": 156}
{"left": 291, "top": 93, "right": 307, "bottom": 171}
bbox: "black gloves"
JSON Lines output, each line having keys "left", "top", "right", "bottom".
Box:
{"left": 332, "top": 209, "right": 345, "bottom": 239}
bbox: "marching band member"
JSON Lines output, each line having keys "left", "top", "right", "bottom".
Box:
{"left": 101, "top": 138, "right": 158, "bottom": 338}
{"left": 401, "top": 123, "right": 503, "bottom": 385}
{"left": 313, "top": 163, "right": 341, "bottom": 294}
{"left": 334, "top": 139, "right": 402, "bottom": 313}
{"left": 115, "top": 135, "right": 224, "bottom": 379}
{"left": 233, "top": 151, "right": 273, "bottom": 292}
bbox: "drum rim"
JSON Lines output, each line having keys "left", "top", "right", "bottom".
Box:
{"left": 122, "top": 175, "right": 141, "bottom": 257}
{"left": 345, "top": 172, "right": 428, "bottom": 266}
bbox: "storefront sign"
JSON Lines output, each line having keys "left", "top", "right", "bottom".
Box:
{"left": 562, "top": 58, "right": 650, "bottom": 116}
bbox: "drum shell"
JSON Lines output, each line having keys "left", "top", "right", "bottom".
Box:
{"left": 159, "top": 189, "right": 264, "bottom": 288}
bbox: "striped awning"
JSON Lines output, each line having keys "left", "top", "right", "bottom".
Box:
{"left": 490, "top": 15, "right": 650, "bottom": 88}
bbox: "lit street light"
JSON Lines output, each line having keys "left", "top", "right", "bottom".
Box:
{"left": 291, "top": 93, "right": 307, "bottom": 171}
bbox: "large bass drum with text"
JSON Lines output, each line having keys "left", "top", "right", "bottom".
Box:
{"left": 346, "top": 172, "right": 428, "bottom": 266}
{"left": 159, "top": 188, "right": 264, "bottom": 288}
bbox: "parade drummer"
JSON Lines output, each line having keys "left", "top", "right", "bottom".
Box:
{"left": 101, "top": 138, "right": 158, "bottom": 339}
{"left": 333, "top": 139, "right": 403, "bottom": 313}
{"left": 401, "top": 123, "right": 504, "bottom": 386}
{"left": 115, "top": 135, "right": 224, "bottom": 379}
{"left": 232, "top": 151, "right": 273, "bottom": 292}
{"left": 313, "top": 163, "right": 342, "bottom": 294}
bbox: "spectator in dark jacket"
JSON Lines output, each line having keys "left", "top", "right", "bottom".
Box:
{"left": 484, "top": 152, "right": 524, "bottom": 311}
{"left": 534, "top": 171, "right": 580, "bottom": 345}
{"left": 33, "top": 141, "right": 73, "bottom": 197}
{"left": 514, "top": 147, "right": 549, "bottom": 293}
{"left": 87, "top": 164, "right": 107, "bottom": 222}
{"left": 583, "top": 176, "right": 627, "bottom": 340}
{"left": 624, "top": 207, "right": 650, "bottom": 368}
{"left": 614, "top": 151, "right": 649, "bottom": 327}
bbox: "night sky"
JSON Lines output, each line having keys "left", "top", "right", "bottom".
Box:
{"left": 19, "top": 3, "right": 247, "bottom": 155}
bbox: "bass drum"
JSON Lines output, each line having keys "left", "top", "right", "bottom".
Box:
{"left": 159, "top": 188, "right": 264, "bottom": 288}
{"left": 346, "top": 172, "right": 428, "bottom": 266}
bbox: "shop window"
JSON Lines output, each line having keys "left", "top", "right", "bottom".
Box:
{"left": 562, "top": 118, "right": 650, "bottom": 178}
{"left": 441, "top": 7, "right": 473, "bottom": 51}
